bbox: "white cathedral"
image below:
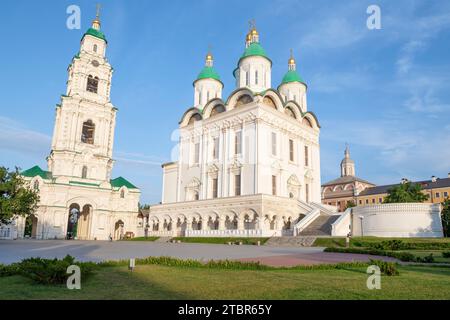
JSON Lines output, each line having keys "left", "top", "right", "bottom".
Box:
{"left": 147, "top": 25, "right": 339, "bottom": 237}
{"left": 4, "top": 14, "right": 143, "bottom": 240}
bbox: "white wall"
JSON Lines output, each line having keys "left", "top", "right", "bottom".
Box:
{"left": 351, "top": 203, "right": 443, "bottom": 238}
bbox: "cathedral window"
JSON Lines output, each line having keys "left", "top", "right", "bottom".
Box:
{"left": 255, "top": 70, "right": 258, "bottom": 85}
{"left": 289, "top": 139, "right": 294, "bottom": 162}
{"left": 210, "top": 104, "right": 225, "bottom": 117}
{"left": 263, "top": 96, "right": 276, "bottom": 109}
{"left": 213, "top": 137, "right": 219, "bottom": 159}
{"left": 272, "top": 175, "right": 277, "bottom": 195}
{"left": 302, "top": 117, "right": 313, "bottom": 128}
{"left": 235, "top": 131, "right": 242, "bottom": 155}
{"left": 271, "top": 132, "right": 277, "bottom": 156}
{"left": 212, "top": 178, "right": 218, "bottom": 198}
{"left": 235, "top": 94, "right": 252, "bottom": 108}
{"left": 81, "top": 166, "right": 88, "bottom": 179}
{"left": 305, "top": 183, "right": 310, "bottom": 202}
{"left": 93, "top": 44, "right": 97, "bottom": 53}
{"left": 194, "top": 143, "right": 200, "bottom": 164}
{"left": 207, "top": 91, "right": 210, "bottom": 102}
{"left": 245, "top": 72, "right": 249, "bottom": 86}
{"left": 188, "top": 113, "right": 202, "bottom": 125}
{"left": 234, "top": 174, "right": 241, "bottom": 196}
{"left": 285, "top": 107, "right": 296, "bottom": 119}
{"left": 86, "top": 75, "right": 99, "bottom": 93}
{"left": 120, "top": 189, "right": 125, "bottom": 198}
{"left": 304, "top": 145, "right": 309, "bottom": 166}
{"left": 81, "top": 120, "right": 95, "bottom": 144}
{"left": 33, "top": 180, "right": 39, "bottom": 191}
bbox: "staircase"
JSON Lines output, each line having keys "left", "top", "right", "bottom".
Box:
{"left": 265, "top": 236, "right": 316, "bottom": 247}
{"left": 154, "top": 236, "right": 172, "bottom": 243}
{"left": 298, "top": 214, "right": 340, "bottom": 236}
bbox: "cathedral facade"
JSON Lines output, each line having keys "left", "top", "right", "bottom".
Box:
{"left": 148, "top": 26, "right": 336, "bottom": 237}
{"left": 8, "top": 14, "right": 142, "bottom": 240}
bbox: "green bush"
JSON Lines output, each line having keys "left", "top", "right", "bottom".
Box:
{"left": 415, "top": 254, "right": 434, "bottom": 263}
{"left": 369, "top": 259, "right": 399, "bottom": 276}
{"left": 6, "top": 255, "right": 98, "bottom": 284}
{"left": 370, "top": 240, "right": 406, "bottom": 251}
{"left": 442, "top": 251, "right": 450, "bottom": 258}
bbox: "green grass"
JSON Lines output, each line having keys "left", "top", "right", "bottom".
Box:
{"left": 122, "top": 236, "right": 160, "bottom": 242}
{"left": 171, "top": 237, "right": 270, "bottom": 245}
{"left": 313, "top": 237, "right": 450, "bottom": 249}
{"left": 1, "top": 263, "right": 449, "bottom": 299}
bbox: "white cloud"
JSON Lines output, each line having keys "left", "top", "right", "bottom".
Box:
{"left": 0, "top": 116, "right": 51, "bottom": 155}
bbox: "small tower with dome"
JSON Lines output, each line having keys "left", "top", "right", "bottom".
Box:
{"left": 193, "top": 50, "right": 223, "bottom": 108}
{"left": 278, "top": 50, "right": 308, "bottom": 110}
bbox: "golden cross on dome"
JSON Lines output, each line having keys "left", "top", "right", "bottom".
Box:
{"left": 96, "top": 3, "right": 102, "bottom": 19}
{"left": 249, "top": 19, "right": 256, "bottom": 30}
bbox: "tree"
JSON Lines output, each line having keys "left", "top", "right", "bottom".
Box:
{"left": 0, "top": 166, "right": 39, "bottom": 225}
{"left": 441, "top": 198, "right": 450, "bottom": 237}
{"left": 383, "top": 182, "right": 429, "bottom": 203}
{"left": 344, "top": 200, "right": 356, "bottom": 210}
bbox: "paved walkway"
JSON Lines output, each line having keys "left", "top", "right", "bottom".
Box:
{"left": 0, "top": 240, "right": 398, "bottom": 266}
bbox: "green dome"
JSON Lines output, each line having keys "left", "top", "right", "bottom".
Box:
{"left": 196, "top": 66, "right": 221, "bottom": 81}
{"left": 241, "top": 42, "right": 268, "bottom": 59}
{"left": 83, "top": 27, "right": 107, "bottom": 42}
{"left": 281, "top": 70, "right": 305, "bottom": 84}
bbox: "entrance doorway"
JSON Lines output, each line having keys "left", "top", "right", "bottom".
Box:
{"left": 77, "top": 205, "right": 92, "bottom": 240}
{"left": 66, "top": 204, "right": 80, "bottom": 240}
{"left": 24, "top": 214, "right": 38, "bottom": 238}
{"left": 114, "top": 220, "right": 124, "bottom": 240}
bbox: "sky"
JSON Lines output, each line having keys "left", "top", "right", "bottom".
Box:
{"left": 0, "top": 0, "right": 449, "bottom": 204}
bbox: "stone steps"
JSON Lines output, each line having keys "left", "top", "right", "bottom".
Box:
{"left": 265, "top": 236, "right": 317, "bottom": 247}
{"left": 299, "top": 214, "right": 340, "bottom": 236}
{"left": 154, "top": 236, "right": 173, "bottom": 243}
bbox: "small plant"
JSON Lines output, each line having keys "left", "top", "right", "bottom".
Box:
{"left": 369, "top": 259, "right": 399, "bottom": 276}
{"left": 415, "top": 254, "right": 434, "bottom": 263}
{"left": 371, "top": 240, "right": 406, "bottom": 251}
{"left": 442, "top": 251, "right": 450, "bottom": 258}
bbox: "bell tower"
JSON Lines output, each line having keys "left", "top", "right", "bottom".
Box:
{"left": 47, "top": 8, "right": 117, "bottom": 183}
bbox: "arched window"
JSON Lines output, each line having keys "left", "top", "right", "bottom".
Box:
{"left": 81, "top": 120, "right": 95, "bottom": 144}
{"left": 235, "top": 94, "right": 253, "bottom": 108}
{"left": 81, "top": 166, "right": 88, "bottom": 179}
{"left": 210, "top": 105, "right": 225, "bottom": 117}
{"left": 263, "top": 96, "right": 276, "bottom": 109}
{"left": 33, "top": 180, "right": 39, "bottom": 191}
{"left": 93, "top": 44, "right": 97, "bottom": 53}
{"left": 255, "top": 70, "right": 259, "bottom": 85}
{"left": 120, "top": 189, "right": 125, "bottom": 198}
{"left": 245, "top": 72, "right": 249, "bottom": 86}
{"left": 86, "top": 75, "right": 99, "bottom": 93}
{"left": 188, "top": 113, "right": 202, "bottom": 125}
{"left": 302, "top": 117, "right": 313, "bottom": 128}
{"left": 285, "top": 107, "right": 296, "bottom": 119}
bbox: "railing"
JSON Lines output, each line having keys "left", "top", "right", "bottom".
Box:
{"left": 293, "top": 208, "right": 320, "bottom": 236}
{"left": 185, "top": 229, "right": 275, "bottom": 237}
{"left": 147, "top": 230, "right": 176, "bottom": 237}
{"left": 310, "top": 202, "right": 339, "bottom": 215}
{"left": 0, "top": 227, "right": 11, "bottom": 239}
{"left": 331, "top": 208, "right": 352, "bottom": 236}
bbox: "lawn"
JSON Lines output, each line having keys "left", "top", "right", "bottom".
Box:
{"left": 171, "top": 237, "right": 270, "bottom": 245}
{"left": 122, "top": 236, "right": 160, "bottom": 241}
{"left": 314, "top": 237, "right": 450, "bottom": 264}
{"left": 1, "top": 264, "right": 449, "bottom": 299}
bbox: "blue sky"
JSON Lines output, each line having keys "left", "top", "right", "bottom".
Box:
{"left": 1, "top": 0, "right": 449, "bottom": 204}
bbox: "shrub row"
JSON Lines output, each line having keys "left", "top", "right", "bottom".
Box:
{"left": 442, "top": 251, "right": 450, "bottom": 258}
{"left": 0, "top": 255, "right": 98, "bottom": 284}
{"left": 352, "top": 239, "right": 450, "bottom": 250}
{"left": 324, "top": 247, "right": 416, "bottom": 262}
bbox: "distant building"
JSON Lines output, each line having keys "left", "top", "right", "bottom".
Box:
{"left": 321, "top": 146, "right": 375, "bottom": 211}
{"left": 322, "top": 146, "right": 450, "bottom": 210}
